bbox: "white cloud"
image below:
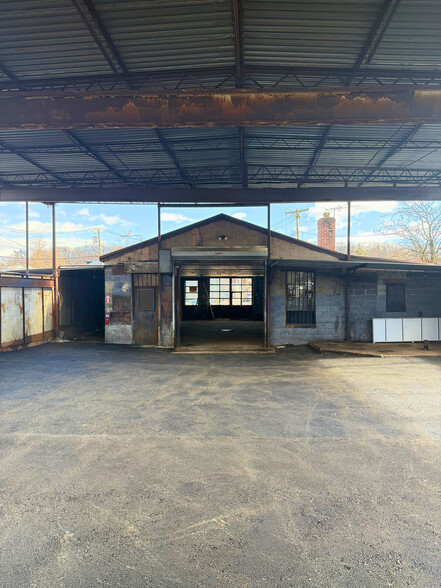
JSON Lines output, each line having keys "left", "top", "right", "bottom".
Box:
{"left": 88, "top": 213, "right": 133, "bottom": 226}
{"left": 231, "top": 212, "right": 247, "bottom": 220}
{"left": 336, "top": 232, "right": 398, "bottom": 245}
{"left": 4, "top": 220, "right": 86, "bottom": 234}
{"left": 308, "top": 200, "right": 398, "bottom": 221}
{"left": 29, "top": 210, "right": 40, "bottom": 219}
{"left": 161, "top": 212, "right": 195, "bottom": 223}
{"left": 77, "top": 208, "right": 90, "bottom": 217}
{"left": 306, "top": 200, "right": 399, "bottom": 234}
{"left": 96, "top": 214, "right": 121, "bottom": 226}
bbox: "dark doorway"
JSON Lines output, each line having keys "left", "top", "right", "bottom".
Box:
{"left": 59, "top": 267, "right": 104, "bottom": 340}
{"left": 179, "top": 276, "right": 264, "bottom": 349}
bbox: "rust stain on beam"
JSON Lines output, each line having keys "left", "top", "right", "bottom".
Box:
{"left": 1, "top": 89, "right": 441, "bottom": 129}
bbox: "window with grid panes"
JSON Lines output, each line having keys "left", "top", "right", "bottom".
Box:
{"left": 184, "top": 280, "right": 198, "bottom": 306}
{"left": 286, "top": 271, "right": 316, "bottom": 325}
{"left": 231, "top": 278, "right": 252, "bottom": 305}
{"left": 209, "top": 277, "right": 253, "bottom": 306}
{"left": 209, "top": 278, "right": 230, "bottom": 305}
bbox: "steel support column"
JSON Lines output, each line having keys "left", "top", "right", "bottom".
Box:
{"left": 157, "top": 203, "right": 161, "bottom": 347}
{"left": 25, "top": 202, "right": 29, "bottom": 278}
{"left": 51, "top": 204, "right": 59, "bottom": 336}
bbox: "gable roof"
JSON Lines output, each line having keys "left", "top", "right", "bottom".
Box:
{"left": 100, "top": 213, "right": 347, "bottom": 262}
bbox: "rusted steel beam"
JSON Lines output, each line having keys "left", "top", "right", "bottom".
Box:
{"left": 2, "top": 186, "right": 441, "bottom": 204}
{"left": 2, "top": 88, "right": 441, "bottom": 129}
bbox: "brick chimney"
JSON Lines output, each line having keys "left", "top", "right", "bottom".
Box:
{"left": 317, "top": 212, "right": 336, "bottom": 250}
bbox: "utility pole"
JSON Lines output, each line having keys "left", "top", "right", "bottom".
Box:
{"left": 96, "top": 227, "right": 102, "bottom": 256}
{"left": 285, "top": 208, "right": 309, "bottom": 239}
{"left": 91, "top": 227, "right": 103, "bottom": 256}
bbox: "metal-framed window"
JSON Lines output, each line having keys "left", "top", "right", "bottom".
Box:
{"left": 209, "top": 277, "right": 253, "bottom": 306}
{"left": 386, "top": 282, "right": 406, "bottom": 312}
{"left": 133, "top": 273, "right": 158, "bottom": 287}
{"left": 184, "top": 280, "right": 198, "bottom": 306}
{"left": 286, "top": 271, "right": 316, "bottom": 326}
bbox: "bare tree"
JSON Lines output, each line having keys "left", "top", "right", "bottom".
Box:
{"left": 343, "top": 241, "right": 410, "bottom": 260}
{"left": 377, "top": 202, "right": 441, "bottom": 264}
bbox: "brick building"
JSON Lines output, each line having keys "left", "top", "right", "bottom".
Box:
{"left": 100, "top": 214, "right": 441, "bottom": 349}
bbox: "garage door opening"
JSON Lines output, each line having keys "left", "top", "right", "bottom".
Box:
{"left": 179, "top": 276, "right": 264, "bottom": 350}
{"left": 59, "top": 267, "right": 105, "bottom": 341}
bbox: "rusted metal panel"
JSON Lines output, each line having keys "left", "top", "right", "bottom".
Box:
{"left": 24, "top": 289, "right": 44, "bottom": 340}
{"left": 0, "top": 287, "right": 24, "bottom": 347}
{"left": 0, "top": 276, "right": 54, "bottom": 288}
{"left": 2, "top": 89, "right": 441, "bottom": 129}
{"left": 2, "top": 185, "right": 441, "bottom": 204}
{"left": 43, "top": 288, "right": 54, "bottom": 333}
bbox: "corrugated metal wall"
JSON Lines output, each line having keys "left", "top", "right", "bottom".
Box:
{"left": 0, "top": 277, "right": 54, "bottom": 349}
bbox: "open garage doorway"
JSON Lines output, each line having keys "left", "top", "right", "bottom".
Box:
{"left": 178, "top": 274, "right": 265, "bottom": 350}
{"left": 59, "top": 266, "right": 105, "bottom": 341}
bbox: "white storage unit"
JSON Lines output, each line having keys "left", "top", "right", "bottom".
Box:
{"left": 372, "top": 318, "right": 441, "bottom": 343}
{"left": 422, "top": 318, "right": 439, "bottom": 340}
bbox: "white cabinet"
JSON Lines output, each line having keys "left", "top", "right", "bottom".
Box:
{"left": 422, "top": 318, "right": 438, "bottom": 340}
{"left": 372, "top": 318, "right": 440, "bottom": 343}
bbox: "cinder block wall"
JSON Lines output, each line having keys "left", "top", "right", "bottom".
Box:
{"left": 269, "top": 270, "right": 345, "bottom": 345}
{"left": 348, "top": 272, "right": 378, "bottom": 341}
{"left": 104, "top": 266, "right": 133, "bottom": 344}
{"left": 349, "top": 272, "right": 441, "bottom": 341}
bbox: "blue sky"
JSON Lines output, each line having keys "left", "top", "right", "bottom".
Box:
{"left": 0, "top": 199, "right": 408, "bottom": 264}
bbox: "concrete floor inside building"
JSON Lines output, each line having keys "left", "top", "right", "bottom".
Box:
{"left": 179, "top": 319, "right": 265, "bottom": 350}
{"left": 0, "top": 342, "right": 440, "bottom": 587}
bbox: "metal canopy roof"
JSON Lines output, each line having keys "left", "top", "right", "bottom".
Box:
{"left": 272, "top": 259, "right": 441, "bottom": 272}
{"left": 0, "top": 1, "right": 441, "bottom": 193}
{"left": 1, "top": 124, "right": 441, "bottom": 189}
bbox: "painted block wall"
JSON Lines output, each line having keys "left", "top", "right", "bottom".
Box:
{"left": 269, "top": 270, "right": 345, "bottom": 345}
{"left": 349, "top": 272, "right": 441, "bottom": 341}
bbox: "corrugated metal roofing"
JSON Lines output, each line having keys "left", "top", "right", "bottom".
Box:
{"left": 0, "top": 124, "right": 440, "bottom": 187}
{"left": 0, "top": 1, "right": 440, "bottom": 188}
{"left": 0, "top": 0, "right": 111, "bottom": 78}
{"left": 93, "top": 0, "right": 235, "bottom": 72}
{"left": 372, "top": 0, "right": 441, "bottom": 68}
{"left": 244, "top": 0, "right": 384, "bottom": 67}
{"left": 0, "top": 0, "right": 439, "bottom": 90}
